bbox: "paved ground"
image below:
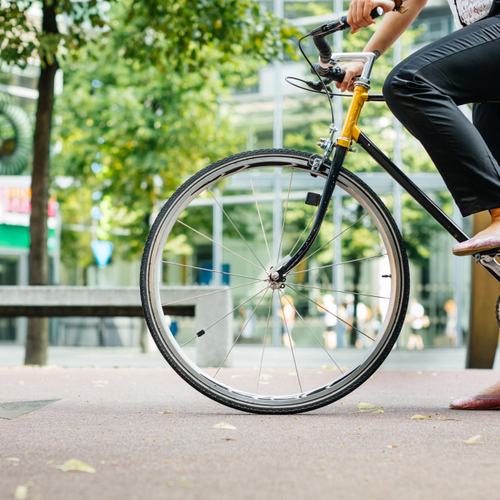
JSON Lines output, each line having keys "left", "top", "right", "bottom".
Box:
{"left": 2, "top": 365, "right": 500, "bottom": 500}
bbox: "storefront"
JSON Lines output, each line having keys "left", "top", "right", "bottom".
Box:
{"left": 0, "top": 175, "right": 60, "bottom": 343}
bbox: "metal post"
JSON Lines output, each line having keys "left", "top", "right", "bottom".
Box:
{"left": 333, "top": 0, "right": 343, "bottom": 133}
{"left": 212, "top": 190, "right": 223, "bottom": 286}
{"left": 333, "top": 188, "right": 343, "bottom": 339}
{"left": 273, "top": 0, "right": 284, "bottom": 151}
{"left": 272, "top": 0, "right": 284, "bottom": 347}
{"left": 392, "top": 38, "right": 403, "bottom": 232}
{"left": 452, "top": 203, "right": 464, "bottom": 346}
{"left": 272, "top": 173, "right": 283, "bottom": 346}
{"left": 333, "top": 0, "right": 344, "bottom": 340}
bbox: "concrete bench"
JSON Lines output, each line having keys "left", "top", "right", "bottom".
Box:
{"left": 0, "top": 286, "right": 233, "bottom": 367}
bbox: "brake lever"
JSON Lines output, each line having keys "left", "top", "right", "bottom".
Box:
{"left": 305, "top": 80, "right": 333, "bottom": 92}
{"left": 310, "top": 64, "right": 346, "bottom": 83}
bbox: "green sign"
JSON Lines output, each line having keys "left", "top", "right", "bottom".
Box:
{"left": 0, "top": 224, "right": 55, "bottom": 250}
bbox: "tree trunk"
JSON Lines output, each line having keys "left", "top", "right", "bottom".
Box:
{"left": 25, "top": 1, "right": 59, "bottom": 366}
{"left": 467, "top": 210, "right": 500, "bottom": 368}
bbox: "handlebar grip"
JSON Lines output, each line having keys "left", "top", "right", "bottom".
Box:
{"left": 339, "top": 6, "right": 385, "bottom": 28}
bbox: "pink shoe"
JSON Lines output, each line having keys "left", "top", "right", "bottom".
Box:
{"left": 452, "top": 234, "right": 500, "bottom": 256}
{"left": 450, "top": 393, "right": 500, "bottom": 410}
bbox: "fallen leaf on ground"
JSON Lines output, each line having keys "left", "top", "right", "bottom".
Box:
{"left": 158, "top": 411, "right": 174, "bottom": 414}
{"left": 446, "top": 435, "right": 486, "bottom": 445}
{"left": 466, "top": 435, "right": 483, "bottom": 445}
{"left": 358, "top": 403, "right": 374, "bottom": 409}
{"left": 372, "top": 409, "right": 384, "bottom": 413}
{"left": 53, "top": 459, "right": 96, "bottom": 473}
{"left": 14, "top": 486, "right": 28, "bottom": 500}
{"left": 387, "top": 444, "right": 398, "bottom": 448}
{"left": 214, "top": 422, "right": 236, "bottom": 430}
{"left": 410, "top": 414, "right": 429, "bottom": 420}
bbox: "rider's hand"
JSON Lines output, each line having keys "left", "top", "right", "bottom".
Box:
{"left": 335, "top": 61, "right": 365, "bottom": 92}
{"left": 347, "top": 0, "right": 396, "bottom": 33}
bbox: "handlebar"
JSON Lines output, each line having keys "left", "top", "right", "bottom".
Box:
{"left": 311, "top": 7, "right": 384, "bottom": 77}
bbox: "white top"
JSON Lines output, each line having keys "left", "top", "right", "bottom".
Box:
{"left": 447, "top": 0, "right": 493, "bottom": 27}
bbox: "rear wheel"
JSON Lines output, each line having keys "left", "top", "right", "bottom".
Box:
{"left": 140, "top": 149, "right": 409, "bottom": 413}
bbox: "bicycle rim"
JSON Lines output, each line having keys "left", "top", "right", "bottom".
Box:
{"left": 141, "top": 149, "right": 409, "bottom": 413}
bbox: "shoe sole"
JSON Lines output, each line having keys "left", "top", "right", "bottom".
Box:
{"left": 452, "top": 244, "right": 500, "bottom": 257}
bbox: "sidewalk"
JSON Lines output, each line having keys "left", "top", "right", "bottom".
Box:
{"left": 2, "top": 365, "right": 500, "bottom": 500}
{"left": 3, "top": 344, "right": 500, "bottom": 369}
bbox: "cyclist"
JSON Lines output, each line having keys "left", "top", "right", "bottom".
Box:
{"left": 337, "top": 0, "right": 500, "bottom": 409}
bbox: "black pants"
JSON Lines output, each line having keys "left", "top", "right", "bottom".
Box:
{"left": 383, "top": 14, "right": 500, "bottom": 217}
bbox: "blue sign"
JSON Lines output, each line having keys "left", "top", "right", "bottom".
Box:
{"left": 91, "top": 240, "right": 114, "bottom": 268}
{"left": 90, "top": 206, "right": 103, "bottom": 220}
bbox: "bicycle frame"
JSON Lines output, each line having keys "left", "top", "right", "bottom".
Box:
{"left": 277, "top": 52, "right": 500, "bottom": 284}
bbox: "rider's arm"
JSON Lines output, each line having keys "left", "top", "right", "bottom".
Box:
{"left": 337, "top": 0, "right": 428, "bottom": 92}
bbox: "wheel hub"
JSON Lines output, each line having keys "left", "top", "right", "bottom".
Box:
{"left": 267, "top": 271, "right": 286, "bottom": 290}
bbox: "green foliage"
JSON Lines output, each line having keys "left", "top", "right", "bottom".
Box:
{"left": 118, "top": 0, "right": 298, "bottom": 70}
{"left": 0, "top": 0, "right": 111, "bottom": 68}
{"left": 52, "top": 0, "right": 298, "bottom": 266}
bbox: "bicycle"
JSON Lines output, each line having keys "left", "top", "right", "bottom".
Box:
{"left": 140, "top": 9, "right": 500, "bottom": 414}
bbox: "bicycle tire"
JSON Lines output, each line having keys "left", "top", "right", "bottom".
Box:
{"left": 140, "top": 149, "right": 410, "bottom": 414}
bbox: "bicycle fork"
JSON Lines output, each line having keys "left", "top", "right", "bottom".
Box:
{"left": 270, "top": 145, "right": 348, "bottom": 283}
{"left": 270, "top": 85, "right": 368, "bottom": 281}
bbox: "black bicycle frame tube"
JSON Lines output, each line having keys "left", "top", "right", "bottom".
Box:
{"left": 279, "top": 131, "right": 469, "bottom": 277}
{"left": 279, "top": 146, "right": 348, "bottom": 276}
{"left": 357, "top": 132, "right": 469, "bottom": 243}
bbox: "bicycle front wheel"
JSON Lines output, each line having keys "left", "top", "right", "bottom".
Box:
{"left": 141, "top": 149, "right": 409, "bottom": 413}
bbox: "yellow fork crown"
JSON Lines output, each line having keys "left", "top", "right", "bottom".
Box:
{"left": 337, "top": 85, "right": 370, "bottom": 148}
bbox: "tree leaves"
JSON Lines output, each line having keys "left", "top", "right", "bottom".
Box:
{"left": 52, "top": 0, "right": 296, "bottom": 264}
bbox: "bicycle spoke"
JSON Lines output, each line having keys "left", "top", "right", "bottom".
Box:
{"left": 288, "top": 253, "right": 387, "bottom": 276}
{"left": 288, "top": 285, "right": 375, "bottom": 343}
{"left": 295, "top": 283, "right": 390, "bottom": 300}
{"left": 294, "top": 213, "right": 369, "bottom": 270}
{"left": 161, "top": 260, "right": 260, "bottom": 282}
{"left": 214, "top": 288, "right": 269, "bottom": 378}
{"left": 278, "top": 290, "right": 302, "bottom": 392}
{"left": 176, "top": 220, "right": 265, "bottom": 275}
{"left": 207, "top": 188, "right": 267, "bottom": 272}
{"left": 162, "top": 279, "right": 265, "bottom": 307}
{"left": 180, "top": 285, "right": 269, "bottom": 348}
{"left": 248, "top": 171, "right": 272, "bottom": 268}
{"left": 281, "top": 293, "right": 344, "bottom": 375}
{"left": 257, "top": 293, "right": 274, "bottom": 394}
{"left": 276, "top": 169, "right": 295, "bottom": 265}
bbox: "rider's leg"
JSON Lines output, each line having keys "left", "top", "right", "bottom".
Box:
{"left": 383, "top": 16, "right": 500, "bottom": 406}
{"left": 382, "top": 15, "right": 500, "bottom": 220}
